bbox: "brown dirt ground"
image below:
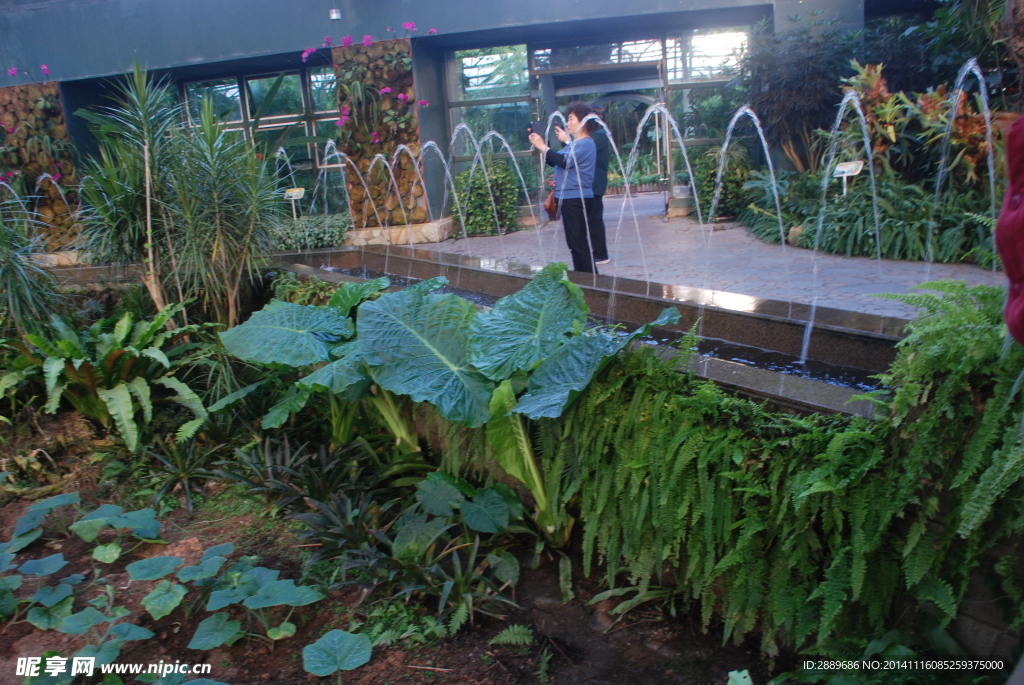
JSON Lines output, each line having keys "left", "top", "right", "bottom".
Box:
{"left": 0, "top": 419, "right": 773, "bottom": 685}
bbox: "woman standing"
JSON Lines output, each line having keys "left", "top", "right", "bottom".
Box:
{"left": 529, "top": 102, "right": 599, "bottom": 273}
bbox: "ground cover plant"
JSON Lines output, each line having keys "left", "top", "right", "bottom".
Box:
{"left": 1, "top": 263, "right": 1022, "bottom": 684}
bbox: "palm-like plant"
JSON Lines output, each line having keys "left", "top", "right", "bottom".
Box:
{"left": 78, "top": 65, "right": 179, "bottom": 312}
{"left": 0, "top": 196, "right": 62, "bottom": 335}
{"left": 79, "top": 66, "right": 282, "bottom": 326}
{"left": 162, "top": 99, "right": 279, "bottom": 326}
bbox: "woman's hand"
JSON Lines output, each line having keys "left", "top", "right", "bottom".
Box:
{"left": 528, "top": 131, "right": 548, "bottom": 153}
{"left": 554, "top": 125, "right": 570, "bottom": 144}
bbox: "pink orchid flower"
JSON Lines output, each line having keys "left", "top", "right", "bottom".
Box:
{"left": 371, "top": 131, "right": 380, "bottom": 143}
{"left": 342, "top": 36, "right": 353, "bottom": 48}
{"left": 380, "top": 87, "right": 392, "bottom": 94}
{"left": 335, "top": 116, "right": 349, "bottom": 127}
{"left": 6, "top": 127, "right": 14, "bottom": 135}
{"left": 362, "top": 35, "right": 373, "bottom": 47}
{"left": 402, "top": 22, "right": 417, "bottom": 31}
{"left": 341, "top": 106, "right": 350, "bottom": 115}
{"left": 301, "top": 47, "right": 316, "bottom": 63}
{"left": 396, "top": 93, "right": 408, "bottom": 102}
{"left": 323, "top": 36, "right": 332, "bottom": 47}
{"left": 427, "top": 28, "right": 438, "bottom": 35}
{"left": 40, "top": 65, "right": 49, "bottom": 75}
{"left": 6, "top": 67, "right": 16, "bottom": 77}
{"left": 53, "top": 173, "right": 62, "bottom": 182}
{"left": 418, "top": 100, "right": 429, "bottom": 107}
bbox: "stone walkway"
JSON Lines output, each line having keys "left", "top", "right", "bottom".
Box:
{"left": 419, "top": 193, "right": 1005, "bottom": 319}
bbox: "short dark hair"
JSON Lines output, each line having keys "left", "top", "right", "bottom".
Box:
{"left": 564, "top": 101, "right": 599, "bottom": 133}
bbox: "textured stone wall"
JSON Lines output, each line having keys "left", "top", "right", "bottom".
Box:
{"left": 332, "top": 39, "right": 427, "bottom": 227}
{"left": 0, "top": 82, "right": 79, "bottom": 250}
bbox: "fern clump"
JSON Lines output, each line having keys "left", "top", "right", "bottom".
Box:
{"left": 522, "top": 281, "right": 1024, "bottom": 655}
{"left": 489, "top": 624, "right": 535, "bottom": 646}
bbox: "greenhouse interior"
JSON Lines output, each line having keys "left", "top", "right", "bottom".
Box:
{"left": 1, "top": 0, "right": 1024, "bottom": 683}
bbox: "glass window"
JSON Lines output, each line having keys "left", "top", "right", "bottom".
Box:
{"left": 452, "top": 46, "right": 529, "bottom": 100}
{"left": 450, "top": 102, "right": 532, "bottom": 157}
{"left": 666, "top": 30, "right": 747, "bottom": 82}
{"left": 532, "top": 40, "right": 663, "bottom": 71}
{"left": 246, "top": 73, "right": 304, "bottom": 119}
{"left": 309, "top": 68, "right": 338, "bottom": 113}
{"left": 185, "top": 79, "right": 242, "bottom": 123}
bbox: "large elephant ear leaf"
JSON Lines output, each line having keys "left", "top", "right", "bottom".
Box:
{"left": 358, "top": 290, "right": 494, "bottom": 427}
{"left": 513, "top": 333, "right": 619, "bottom": 420}
{"left": 327, "top": 277, "right": 391, "bottom": 317}
{"left": 616, "top": 307, "right": 681, "bottom": 349}
{"left": 468, "top": 263, "right": 588, "bottom": 381}
{"left": 298, "top": 346, "right": 372, "bottom": 401}
{"left": 220, "top": 300, "right": 354, "bottom": 367}
{"left": 513, "top": 307, "right": 681, "bottom": 420}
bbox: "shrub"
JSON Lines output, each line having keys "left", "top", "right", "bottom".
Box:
{"left": 270, "top": 213, "right": 351, "bottom": 251}
{"left": 691, "top": 145, "right": 752, "bottom": 218}
{"left": 0, "top": 196, "right": 63, "bottom": 335}
{"left": 452, "top": 161, "right": 520, "bottom": 237}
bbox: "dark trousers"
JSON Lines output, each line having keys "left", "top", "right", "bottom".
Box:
{"left": 561, "top": 198, "right": 598, "bottom": 273}
{"left": 588, "top": 194, "right": 608, "bottom": 262}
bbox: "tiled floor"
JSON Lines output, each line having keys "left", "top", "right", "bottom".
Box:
{"left": 418, "top": 193, "right": 1005, "bottom": 319}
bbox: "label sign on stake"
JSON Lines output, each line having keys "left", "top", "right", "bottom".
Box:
{"left": 832, "top": 161, "right": 864, "bottom": 195}
{"left": 284, "top": 188, "right": 305, "bottom": 220}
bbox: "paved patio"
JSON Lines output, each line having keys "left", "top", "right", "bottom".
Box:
{"left": 418, "top": 193, "right": 1005, "bottom": 319}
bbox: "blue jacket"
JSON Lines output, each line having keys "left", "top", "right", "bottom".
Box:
{"left": 545, "top": 136, "right": 596, "bottom": 200}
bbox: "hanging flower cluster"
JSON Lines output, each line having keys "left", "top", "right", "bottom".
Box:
{"left": 301, "top": 47, "right": 317, "bottom": 63}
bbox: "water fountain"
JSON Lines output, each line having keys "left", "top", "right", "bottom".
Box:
{"left": 256, "top": 60, "right": 1001, "bottom": 416}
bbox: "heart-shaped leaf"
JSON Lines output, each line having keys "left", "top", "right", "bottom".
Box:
{"left": 1, "top": 574, "right": 23, "bottom": 591}
{"left": 200, "top": 543, "right": 235, "bottom": 563}
{"left": 111, "top": 509, "right": 162, "bottom": 540}
{"left": 110, "top": 622, "right": 156, "bottom": 641}
{"left": 268, "top": 621, "right": 297, "bottom": 640}
{"left": 461, "top": 489, "right": 510, "bottom": 533}
{"left": 206, "top": 587, "right": 250, "bottom": 611}
{"left": 93, "top": 543, "right": 122, "bottom": 563}
{"left": 0, "top": 527, "right": 42, "bottom": 554}
{"left": 242, "top": 580, "right": 324, "bottom": 609}
{"left": 26, "top": 595, "right": 73, "bottom": 630}
{"left": 177, "top": 556, "right": 226, "bottom": 583}
{"left": 415, "top": 471, "right": 464, "bottom": 517}
{"left": 487, "top": 550, "right": 521, "bottom": 586}
{"left": 27, "top": 493, "right": 81, "bottom": 513}
{"left": 57, "top": 607, "right": 107, "bottom": 634}
{"left": 14, "top": 511, "right": 46, "bottom": 537}
{"left": 69, "top": 518, "right": 108, "bottom": 543}
{"left": 76, "top": 638, "right": 123, "bottom": 665}
{"left": 359, "top": 289, "right": 494, "bottom": 427}
{"left": 392, "top": 515, "right": 449, "bottom": 561}
{"left": 220, "top": 301, "right": 354, "bottom": 367}
{"left": 188, "top": 612, "right": 242, "bottom": 650}
{"left": 126, "top": 556, "right": 182, "bottom": 581}
{"left": 31, "top": 583, "right": 73, "bottom": 607}
{"left": 19, "top": 554, "right": 68, "bottom": 577}
{"left": 0, "top": 552, "right": 16, "bottom": 574}
{"left": 141, "top": 580, "right": 186, "bottom": 620}
{"left": 302, "top": 629, "right": 372, "bottom": 676}
{"left": 468, "top": 262, "right": 587, "bottom": 380}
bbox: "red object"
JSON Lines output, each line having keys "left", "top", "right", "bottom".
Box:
{"left": 997, "top": 115, "right": 1024, "bottom": 343}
